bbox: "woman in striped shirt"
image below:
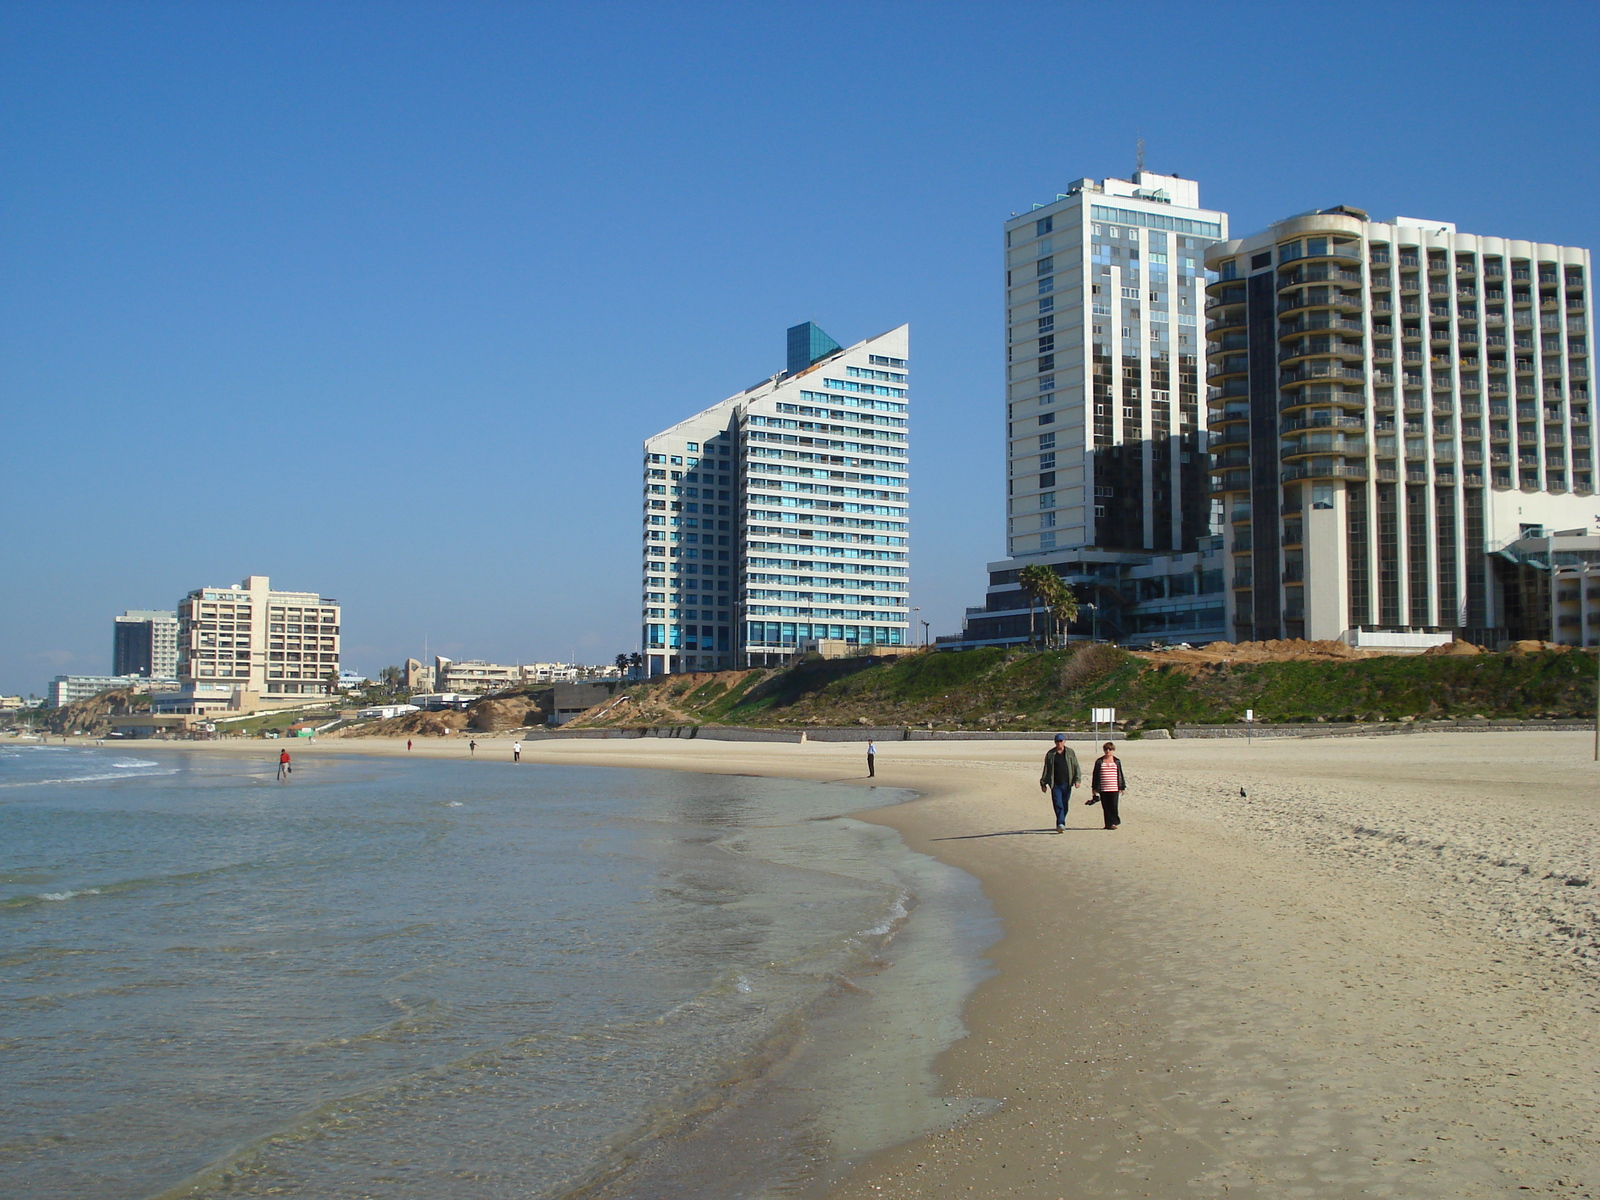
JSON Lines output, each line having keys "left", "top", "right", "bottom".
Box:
{"left": 1091, "top": 742, "right": 1126, "bottom": 830}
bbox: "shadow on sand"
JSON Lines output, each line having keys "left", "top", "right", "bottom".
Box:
{"left": 930, "top": 826, "right": 1099, "bottom": 841}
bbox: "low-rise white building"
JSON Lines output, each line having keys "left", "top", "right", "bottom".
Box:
{"left": 47, "top": 675, "right": 181, "bottom": 708}
{"left": 357, "top": 703, "right": 420, "bottom": 719}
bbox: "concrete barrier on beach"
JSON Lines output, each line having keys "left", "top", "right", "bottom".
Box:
{"left": 525, "top": 717, "right": 1594, "bottom": 743}
{"left": 1172, "top": 717, "right": 1596, "bottom": 739}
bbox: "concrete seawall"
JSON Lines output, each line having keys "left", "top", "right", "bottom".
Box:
{"left": 529, "top": 718, "right": 1595, "bottom": 743}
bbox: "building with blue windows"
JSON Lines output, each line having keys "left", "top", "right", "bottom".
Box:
{"left": 952, "top": 171, "right": 1234, "bottom": 648}
{"left": 641, "top": 323, "right": 911, "bottom": 675}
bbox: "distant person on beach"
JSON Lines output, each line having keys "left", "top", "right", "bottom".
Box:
{"left": 867, "top": 740, "right": 876, "bottom": 777}
{"left": 1090, "top": 742, "right": 1126, "bottom": 830}
{"left": 513, "top": 740, "right": 521, "bottom": 763}
{"left": 277, "top": 749, "right": 291, "bottom": 782}
{"left": 469, "top": 740, "right": 476, "bottom": 755}
{"left": 1039, "top": 734, "right": 1081, "bottom": 833}
{"left": 407, "top": 739, "right": 413, "bottom": 752}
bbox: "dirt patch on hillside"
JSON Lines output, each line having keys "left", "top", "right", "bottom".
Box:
{"left": 1136, "top": 639, "right": 1382, "bottom": 668}
{"left": 565, "top": 669, "right": 773, "bottom": 728}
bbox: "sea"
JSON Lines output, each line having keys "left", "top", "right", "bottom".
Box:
{"left": 0, "top": 744, "right": 998, "bottom": 1200}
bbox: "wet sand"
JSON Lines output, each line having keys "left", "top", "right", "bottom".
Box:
{"left": 129, "top": 731, "right": 1600, "bottom": 1197}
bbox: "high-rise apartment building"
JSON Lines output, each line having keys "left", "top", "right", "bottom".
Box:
{"left": 113, "top": 610, "right": 179, "bottom": 678}
{"left": 1203, "top": 210, "right": 1596, "bottom": 643}
{"left": 957, "top": 172, "right": 1233, "bottom": 647}
{"left": 642, "top": 323, "right": 910, "bottom": 675}
{"left": 1005, "top": 171, "right": 1226, "bottom": 556}
{"left": 156, "top": 575, "right": 342, "bottom": 713}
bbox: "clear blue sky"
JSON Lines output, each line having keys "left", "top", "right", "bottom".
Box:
{"left": 4, "top": 1, "right": 1597, "bottom": 695}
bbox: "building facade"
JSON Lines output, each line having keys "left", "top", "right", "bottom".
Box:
{"left": 434, "top": 657, "right": 523, "bottom": 693}
{"left": 157, "top": 575, "right": 342, "bottom": 713}
{"left": 1203, "top": 210, "right": 1596, "bottom": 643}
{"left": 46, "top": 674, "right": 179, "bottom": 708}
{"left": 113, "top": 610, "right": 179, "bottom": 678}
{"left": 956, "top": 172, "right": 1233, "bottom": 648}
{"left": 1004, "top": 171, "right": 1226, "bottom": 558}
{"left": 642, "top": 323, "right": 911, "bottom": 675}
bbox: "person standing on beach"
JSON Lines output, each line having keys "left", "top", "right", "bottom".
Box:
{"left": 1039, "top": 734, "right": 1081, "bottom": 833}
{"left": 277, "top": 748, "right": 291, "bottom": 782}
{"left": 866, "top": 740, "right": 876, "bottom": 778}
{"left": 1091, "top": 742, "right": 1126, "bottom": 830}
{"left": 407, "top": 739, "right": 413, "bottom": 752}
{"left": 469, "top": 740, "right": 476, "bottom": 755}
{"left": 512, "top": 740, "right": 521, "bottom": 763}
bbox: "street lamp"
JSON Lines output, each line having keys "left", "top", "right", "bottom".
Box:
{"left": 921, "top": 619, "right": 930, "bottom": 647}
{"left": 912, "top": 607, "right": 920, "bottom": 648}
{"left": 1085, "top": 603, "right": 1100, "bottom": 643}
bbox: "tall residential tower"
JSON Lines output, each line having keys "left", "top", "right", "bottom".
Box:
{"left": 958, "top": 172, "right": 1233, "bottom": 646}
{"left": 1204, "top": 210, "right": 1596, "bottom": 643}
{"left": 113, "top": 610, "right": 179, "bottom": 678}
{"left": 642, "top": 324, "right": 911, "bottom": 675}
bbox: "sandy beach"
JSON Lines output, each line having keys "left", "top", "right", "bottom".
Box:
{"left": 109, "top": 730, "right": 1599, "bottom": 1198}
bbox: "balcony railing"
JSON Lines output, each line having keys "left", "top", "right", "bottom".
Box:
{"left": 1281, "top": 414, "right": 1365, "bottom": 433}
{"left": 1278, "top": 315, "right": 1365, "bottom": 337}
{"left": 1280, "top": 363, "right": 1364, "bottom": 385}
{"left": 1278, "top": 292, "right": 1362, "bottom": 316}
{"left": 1279, "top": 267, "right": 1362, "bottom": 288}
{"left": 1279, "top": 342, "right": 1364, "bottom": 364}
{"left": 1281, "top": 462, "right": 1368, "bottom": 482}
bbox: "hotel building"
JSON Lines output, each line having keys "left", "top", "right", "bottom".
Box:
{"left": 642, "top": 323, "right": 911, "bottom": 675}
{"left": 958, "top": 172, "right": 1234, "bottom": 646}
{"left": 112, "top": 610, "right": 179, "bottom": 678}
{"left": 1203, "top": 210, "right": 1596, "bottom": 644}
{"left": 156, "top": 575, "right": 342, "bottom": 713}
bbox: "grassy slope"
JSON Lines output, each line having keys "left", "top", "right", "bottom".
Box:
{"left": 581, "top": 647, "right": 1598, "bottom": 730}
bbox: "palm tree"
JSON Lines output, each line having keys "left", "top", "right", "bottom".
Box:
{"left": 614, "top": 653, "right": 630, "bottom": 676}
{"left": 628, "top": 652, "right": 643, "bottom": 679}
{"left": 1047, "top": 585, "right": 1080, "bottom": 648}
{"left": 1017, "top": 564, "right": 1058, "bottom": 649}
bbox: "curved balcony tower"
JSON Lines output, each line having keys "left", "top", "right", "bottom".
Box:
{"left": 1204, "top": 208, "right": 1593, "bottom": 645}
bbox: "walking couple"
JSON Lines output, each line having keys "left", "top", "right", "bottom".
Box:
{"left": 1038, "top": 734, "right": 1125, "bottom": 832}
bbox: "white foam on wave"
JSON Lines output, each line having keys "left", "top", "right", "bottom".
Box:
{"left": 111, "top": 758, "right": 159, "bottom": 769}
{"left": 0, "top": 768, "right": 181, "bottom": 789}
{"left": 39, "top": 888, "right": 102, "bottom": 902}
{"left": 446, "top": 801, "right": 464, "bottom": 808}
{"left": 859, "top": 890, "right": 911, "bottom": 937}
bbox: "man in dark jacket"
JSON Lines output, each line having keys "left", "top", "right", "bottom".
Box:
{"left": 1039, "top": 733, "right": 1081, "bottom": 833}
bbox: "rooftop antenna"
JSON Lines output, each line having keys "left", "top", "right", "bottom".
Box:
{"left": 1136, "top": 135, "right": 1145, "bottom": 175}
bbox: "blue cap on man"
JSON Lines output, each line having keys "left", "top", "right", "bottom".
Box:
{"left": 1053, "top": 733, "right": 1065, "bottom": 742}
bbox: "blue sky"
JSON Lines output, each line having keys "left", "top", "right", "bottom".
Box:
{"left": 3, "top": 1, "right": 1597, "bottom": 694}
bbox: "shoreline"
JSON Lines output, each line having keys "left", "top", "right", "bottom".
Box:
{"left": 93, "top": 733, "right": 1600, "bottom": 1197}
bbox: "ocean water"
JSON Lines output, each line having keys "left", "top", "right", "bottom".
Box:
{"left": 0, "top": 745, "right": 997, "bottom": 1200}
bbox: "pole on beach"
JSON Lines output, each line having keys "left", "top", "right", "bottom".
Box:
{"left": 1245, "top": 708, "right": 1254, "bottom": 747}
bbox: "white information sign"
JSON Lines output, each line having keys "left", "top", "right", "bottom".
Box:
{"left": 1091, "top": 708, "right": 1116, "bottom": 723}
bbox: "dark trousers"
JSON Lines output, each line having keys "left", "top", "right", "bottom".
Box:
{"left": 1049, "top": 784, "right": 1070, "bottom": 825}
{"left": 867, "top": 754, "right": 875, "bottom": 777}
{"left": 1098, "top": 791, "right": 1121, "bottom": 827}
